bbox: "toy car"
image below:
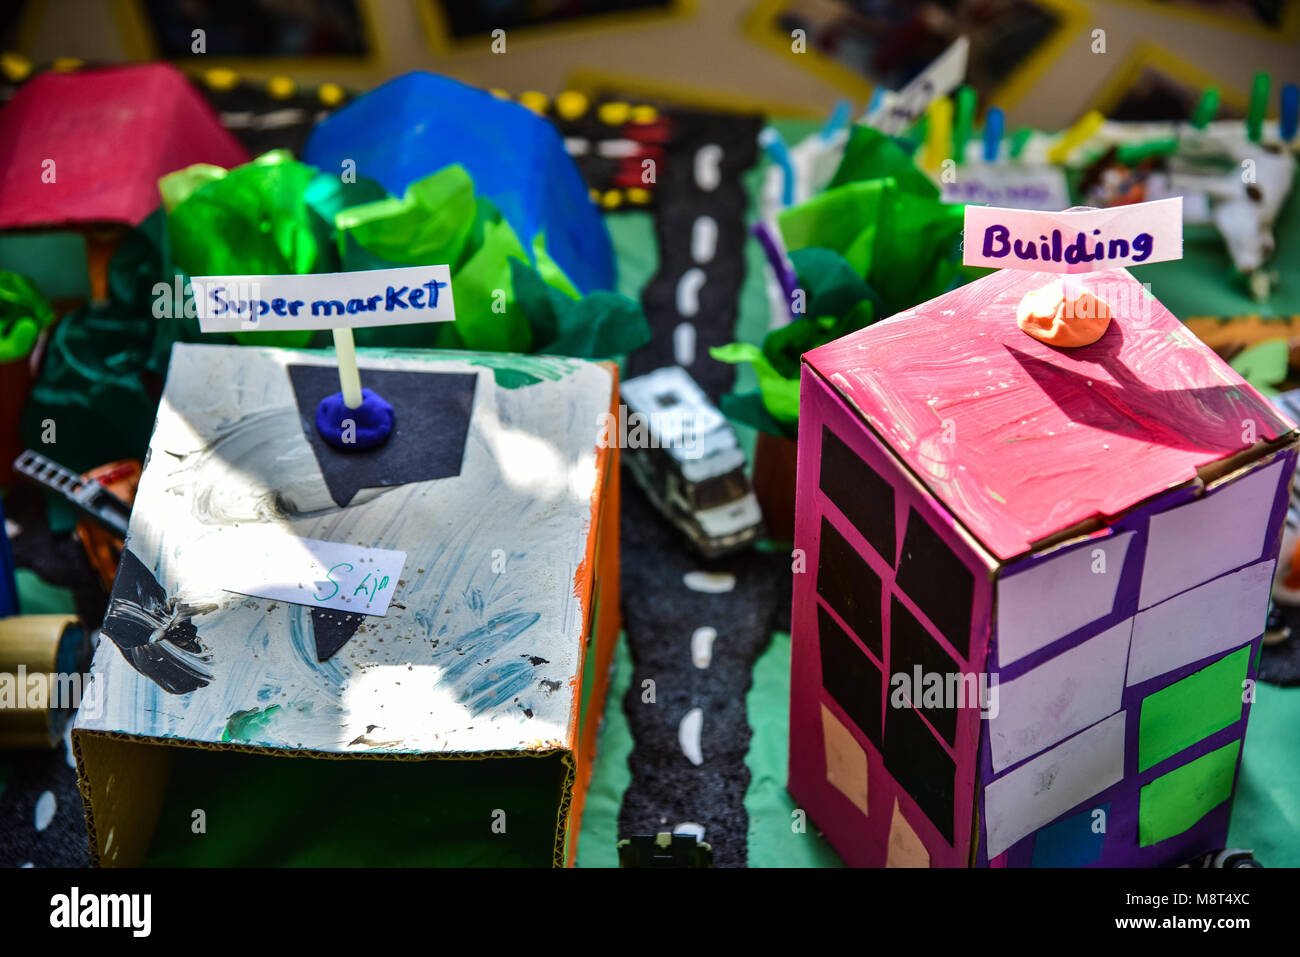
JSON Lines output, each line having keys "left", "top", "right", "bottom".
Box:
{"left": 619, "top": 366, "right": 764, "bottom": 558}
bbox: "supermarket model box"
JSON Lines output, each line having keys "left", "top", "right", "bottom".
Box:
{"left": 72, "top": 343, "right": 621, "bottom": 867}
{"left": 789, "top": 259, "right": 1299, "bottom": 868}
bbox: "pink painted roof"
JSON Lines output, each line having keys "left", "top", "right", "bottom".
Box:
{"left": 805, "top": 267, "right": 1295, "bottom": 561}
{"left": 0, "top": 63, "right": 249, "bottom": 229}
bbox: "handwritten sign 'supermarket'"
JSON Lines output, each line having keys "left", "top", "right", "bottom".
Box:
{"left": 192, "top": 264, "right": 456, "bottom": 332}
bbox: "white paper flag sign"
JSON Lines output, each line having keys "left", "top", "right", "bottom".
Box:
{"left": 942, "top": 164, "right": 1070, "bottom": 211}
{"left": 962, "top": 197, "right": 1183, "bottom": 273}
{"left": 192, "top": 264, "right": 456, "bottom": 332}
{"left": 214, "top": 528, "right": 407, "bottom": 616}
{"left": 871, "top": 36, "right": 969, "bottom": 135}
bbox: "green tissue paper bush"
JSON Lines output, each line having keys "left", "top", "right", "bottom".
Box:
{"left": 21, "top": 151, "right": 649, "bottom": 475}
{"left": 713, "top": 125, "right": 988, "bottom": 437}
{"left": 0, "top": 270, "right": 55, "bottom": 363}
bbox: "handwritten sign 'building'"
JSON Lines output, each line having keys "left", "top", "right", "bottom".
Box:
{"left": 963, "top": 198, "right": 1183, "bottom": 273}
{"left": 192, "top": 264, "right": 456, "bottom": 332}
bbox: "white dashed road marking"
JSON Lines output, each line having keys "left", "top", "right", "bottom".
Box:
{"left": 675, "top": 822, "right": 707, "bottom": 842}
{"left": 691, "top": 627, "right": 717, "bottom": 669}
{"left": 679, "top": 707, "right": 705, "bottom": 766}
{"left": 35, "top": 791, "right": 56, "bottom": 831}
{"left": 683, "top": 570, "right": 736, "bottom": 594}
{"left": 693, "top": 144, "right": 723, "bottom": 191}
{"left": 690, "top": 215, "right": 718, "bottom": 264}
{"left": 674, "top": 321, "right": 696, "bottom": 366}
{"left": 675, "top": 267, "right": 705, "bottom": 318}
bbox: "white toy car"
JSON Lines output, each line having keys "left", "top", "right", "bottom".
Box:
{"left": 619, "top": 366, "right": 764, "bottom": 558}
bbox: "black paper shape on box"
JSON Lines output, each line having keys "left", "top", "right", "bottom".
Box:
{"left": 889, "top": 595, "right": 959, "bottom": 747}
{"left": 287, "top": 365, "right": 477, "bottom": 507}
{"left": 820, "top": 425, "right": 896, "bottom": 564}
{"left": 818, "top": 603, "right": 882, "bottom": 749}
{"left": 311, "top": 607, "right": 366, "bottom": 662}
{"left": 882, "top": 697, "right": 956, "bottom": 844}
{"left": 817, "top": 516, "right": 883, "bottom": 657}
{"left": 896, "top": 507, "right": 974, "bottom": 660}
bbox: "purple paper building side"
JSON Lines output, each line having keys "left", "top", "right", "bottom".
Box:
{"left": 789, "top": 267, "right": 1299, "bottom": 868}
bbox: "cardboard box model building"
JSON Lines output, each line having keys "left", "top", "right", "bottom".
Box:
{"left": 73, "top": 343, "right": 620, "bottom": 867}
{"left": 789, "top": 202, "right": 1299, "bottom": 867}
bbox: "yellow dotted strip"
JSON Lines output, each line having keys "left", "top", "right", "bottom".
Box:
{"left": 488, "top": 86, "right": 659, "bottom": 130}
{"left": 1, "top": 51, "right": 32, "bottom": 82}
{"left": 266, "top": 75, "right": 295, "bottom": 100}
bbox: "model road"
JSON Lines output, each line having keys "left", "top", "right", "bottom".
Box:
{"left": 628, "top": 110, "right": 764, "bottom": 402}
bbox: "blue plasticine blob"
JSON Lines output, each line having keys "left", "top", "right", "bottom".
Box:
{"left": 303, "top": 71, "right": 615, "bottom": 294}
{"left": 315, "top": 389, "right": 395, "bottom": 451}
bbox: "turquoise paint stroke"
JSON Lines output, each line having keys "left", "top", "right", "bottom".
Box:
{"left": 222, "top": 704, "right": 283, "bottom": 743}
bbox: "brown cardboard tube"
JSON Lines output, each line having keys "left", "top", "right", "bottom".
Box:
{"left": 0, "top": 614, "right": 87, "bottom": 749}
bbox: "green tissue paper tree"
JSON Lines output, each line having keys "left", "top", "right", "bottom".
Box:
{"left": 713, "top": 125, "right": 988, "bottom": 437}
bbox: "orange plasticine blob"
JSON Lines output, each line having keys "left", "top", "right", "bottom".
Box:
{"left": 1016, "top": 281, "right": 1112, "bottom": 348}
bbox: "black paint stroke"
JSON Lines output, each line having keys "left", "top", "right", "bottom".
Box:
{"left": 101, "top": 549, "right": 214, "bottom": 695}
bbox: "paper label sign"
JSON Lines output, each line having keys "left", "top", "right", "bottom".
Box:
{"left": 963, "top": 197, "right": 1183, "bottom": 273}
{"left": 193, "top": 265, "right": 455, "bottom": 332}
{"left": 871, "top": 36, "right": 969, "bottom": 135}
{"left": 943, "top": 164, "right": 1070, "bottom": 212}
{"left": 214, "top": 529, "right": 407, "bottom": 616}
